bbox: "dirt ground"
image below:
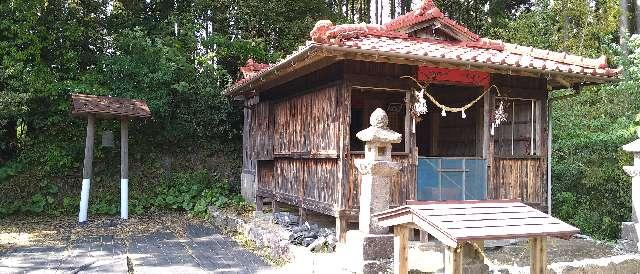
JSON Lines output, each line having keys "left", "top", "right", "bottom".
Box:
{"left": 484, "top": 237, "right": 633, "bottom": 266}
{"left": 0, "top": 212, "right": 211, "bottom": 252}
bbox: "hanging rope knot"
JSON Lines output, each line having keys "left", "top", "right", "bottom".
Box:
{"left": 402, "top": 75, "right": 500, "bottom": 119}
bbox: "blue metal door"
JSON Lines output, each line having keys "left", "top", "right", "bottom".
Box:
{"left": 417, "top": 157, "right": 487, "bottom": 201}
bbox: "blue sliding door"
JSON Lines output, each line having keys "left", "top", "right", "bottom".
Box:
{"left": 417, "top": 157, "right": 487, "bottom": 201}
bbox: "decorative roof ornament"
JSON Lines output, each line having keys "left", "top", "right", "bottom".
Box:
{"left": 422, "top": 0, "right": 437, "bottom": 10}
{"left": 384, "top": 0, "right": 481, "bottom": 42}
{"left": 309, "top": 20, "right": 405, "bottom": 45}
{"left": 239, "top": 59, "right": 271, "bottom": 79}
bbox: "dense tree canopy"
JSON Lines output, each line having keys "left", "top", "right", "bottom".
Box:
{"left": 1, "top": 0, "right": 639, "bottom": 239}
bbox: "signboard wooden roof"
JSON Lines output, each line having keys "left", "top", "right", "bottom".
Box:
{"left": 373, "top": 200, "right": 579, "bottom": 247}
{"left": 71, "top": 94, "right": 151, "bottom": 119}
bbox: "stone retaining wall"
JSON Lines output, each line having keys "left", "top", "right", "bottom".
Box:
{"left": 208, "top": 206, "right": 292, "bottom": 260}
{"left": 490, "top": 254, "right": 640, "bottom": 274}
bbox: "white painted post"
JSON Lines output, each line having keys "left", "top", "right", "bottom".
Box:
{"left": 355, "top": 108, "right": 402, "bottom": 234}
{"left": 79, "top": 115, "right": 95, "bottom": 223}
{"left": 120, "top": 119, "right": 129, "bottom": 219}
{"left": 623, "top": 128, "right": 640, "bottom": 250}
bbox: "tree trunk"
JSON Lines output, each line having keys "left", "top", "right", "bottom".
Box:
{"left": 390, "top": 0, "right": 396, "bottom": 19}
{"left": 621, "top": 0, "right": 630, "bottom": 53}
{"left": 0, "top": 119, "right": 18, "bottom": 165}
{"left": 375, "top": 0, "right": 379, "bottom": 24}
{"left": 635, "top": 0, "right": 640, "bottom": 33}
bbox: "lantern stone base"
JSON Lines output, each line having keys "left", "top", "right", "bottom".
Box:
{"left": 338, "top": 230, "right": 393, "bottom": 274}
{"left": 621, "top": 222, "right": 640, "bottom": 249}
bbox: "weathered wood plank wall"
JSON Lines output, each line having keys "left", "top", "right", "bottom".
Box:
{"left": 273, "top": 158, "right": 338, "bottom": 215}
{"left": 257, "top": 160, "right": 274, "bottom": 196}
{"left": 488, "top": 75, "right": 549, "bottom": 210}
{"left": 491, "top": 157, "right": 543, "bottom": 203}
{"left": 253, "top": 102, "right": 273, "bottom": 160}
{"left": 346, "top": 154, "right": 416, "bottom": 210}
{"left": 273, "top": 85, "right": 339, "bottom": 156}
{"left": 254, "top": 83, "right": 342, "bottom": 216}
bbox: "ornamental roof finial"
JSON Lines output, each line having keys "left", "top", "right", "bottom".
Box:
{"left": 422, "top": 0, "right": 437, "bottom": 10}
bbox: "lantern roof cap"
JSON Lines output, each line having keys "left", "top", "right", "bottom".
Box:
{"left": 356, "top": 108, "right": 402, "bottom": 143}
{"left": 623, "top": 129, "right": 640, "bottom": 152}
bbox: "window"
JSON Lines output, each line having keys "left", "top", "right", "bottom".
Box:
{"left": 494, "top": 98, "right": 541, "bottom": 156}
{"left": 350, "top": 89, "right": 406, "bottom": 152}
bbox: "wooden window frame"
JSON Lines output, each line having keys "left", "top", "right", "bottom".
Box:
{"left": 495, "top": 96, "right": 542, "bottom": 157}
{"left": 349, "top": 86, "right": 410, "bottom": 154}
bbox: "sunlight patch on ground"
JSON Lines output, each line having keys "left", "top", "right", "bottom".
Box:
{"left": 0, "top": 230, "right": 59, "bottom": 250}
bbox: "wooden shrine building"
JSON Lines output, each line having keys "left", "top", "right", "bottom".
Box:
{"left": 226, "top": 0, "right": 619, "bottom": 236}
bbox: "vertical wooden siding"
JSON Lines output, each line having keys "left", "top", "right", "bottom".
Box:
{"left": 253, "top": 102, "right": 273, "bottom": 160}
{"left": 273, "top": 85, "right": 339, "bottom": 155}
{"left": 488, "top": 75, "right": 549, "bottom": 210}
{"left": 491, "top": 157, "right": 543, "bottom": 204}
{"left": 253, "top": 84, "right": 342, "bottom": 216}
{"left": 243, "top": 98, "right": 258, "bottom": 172}
{"left": 346, "top": 154, "right": 416, "bottom": 210}
{"left": 257, "top": 160, "right": 274, "bottom": 195}
{"left": 272, "top": 158, "right": 338, "bottom": 215}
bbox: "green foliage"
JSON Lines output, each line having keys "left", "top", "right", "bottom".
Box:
{"left": 491, "top": 0, "right": 619, "bottom": 57}
{"left": 0, "top": 0, "right": 295, "bottom": 219}
{"left": 548, "top": 35, "right": 640, "bottom": 239}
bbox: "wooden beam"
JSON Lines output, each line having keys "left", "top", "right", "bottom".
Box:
{"left": 257, "top": 56, "right": 338, "bottom": 93}
{"left": 298, "top": 207, "right": 307, "bottom": 223}
{"left": 79, "top": 114, "right": 96, "bottom": 223}
{"left": 336, "top": 216, "right": 348, "bottom": 243}
{"left": 529, "top": 236, "right": 548, "bottom": 274}
{"left": 82, "top": 115, "right": 96, "bottom": 180}
{"left": 444, "top": 245, "right": 463, "bottom": 274}
{"left": 394, "top": 225, "right": 410, "bottom": 274}
{"left": 120, "top": 119, "right": 129, "bottom": 219}
{"left": 419, "top": 230, "right": 429, "bottom": 243}
{"left": 256, "top": 196, "right": 264, "bottom": 212}
{"left": 272, "top": 200, "right": 280, "bottom": 213}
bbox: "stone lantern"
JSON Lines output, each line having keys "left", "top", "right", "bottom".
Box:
{"left": 341, "top": 108, "right": 402, "bottom": 274}
{"left": 623, "top": 128, "right": 640, "bottom": 250}
{"left": 355, "top": 108, "right": 403, "bottom": 234}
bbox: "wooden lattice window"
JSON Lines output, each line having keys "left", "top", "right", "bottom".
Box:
{"left": 494, "top": 98, "right": 541, "bottom": 157}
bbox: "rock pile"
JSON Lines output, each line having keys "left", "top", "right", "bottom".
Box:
{"left": 272, "top": 212, "right": 338, "bottom": 252}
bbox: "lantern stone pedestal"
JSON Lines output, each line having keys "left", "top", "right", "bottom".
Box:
{"left": 622, "top": 129, "right": 640, "bottom": 250}
{"left": 341, "top": 108, "right": 402, "bottom": 274}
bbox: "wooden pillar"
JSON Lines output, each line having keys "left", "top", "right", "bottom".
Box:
{"left": 419, "top": 230, "right": 429, "bottom": 243}
{"left": 255, "top": 196, "right": 264, "bottom": 212}
{"left": 529, "top": 237, "right": 548, "bottom": 274}
{"left": 336, "top": 215, "right": 348, "bottom": 243}
{"left": 393, "top": 225, "right": 409, "bottom": 274}
{"left": 120, "top": 119, "right": 129, "bottom": 219}
{"left": 298, "top": 207, "right": 307, "bottom": 222}
{"left": 444, "top": 245, "right": 463, "bottom": 274}
{"left": 79, "top": 114, "right": 95, "bottom": 223}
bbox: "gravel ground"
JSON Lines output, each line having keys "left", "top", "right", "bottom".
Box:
{"left": 484, "top": 237, "right": 633, "bottom": 266}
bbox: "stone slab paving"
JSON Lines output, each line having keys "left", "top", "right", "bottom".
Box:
{"left": 0, "top": 224, "right": 270, "bottom": 274}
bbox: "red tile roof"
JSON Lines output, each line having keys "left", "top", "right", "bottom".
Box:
{"left": 334, "top": 35, "right": 618, "bottom": 76}
{"left": 227, "top": 0, "right": 619, "bottom": 95}
{"left": 239, "top": 59, "right": 271, "bottom": 79}
{"left": 384, "top": 0, "right": 480, "bottom": 41}
{"left": 71, "top": 94, "right": 151, "bottom": 118}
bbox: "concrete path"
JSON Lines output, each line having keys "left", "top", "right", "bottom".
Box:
{"left": 0, "top": 224, "right": 269, "bottom": 274}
